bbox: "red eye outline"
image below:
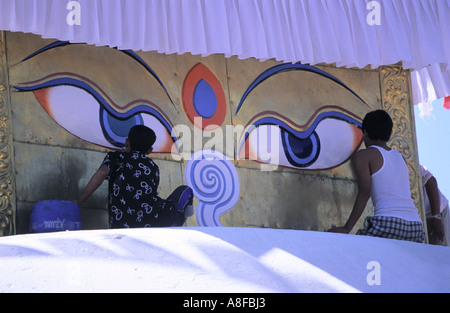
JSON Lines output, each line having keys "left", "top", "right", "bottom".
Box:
{"left": 182, "top": 63, "right": 226, "bottom": 131}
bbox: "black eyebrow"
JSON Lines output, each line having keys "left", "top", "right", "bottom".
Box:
{"left": 235, "top": 63, "right": 368, "bottom": 115}
{"left": 21, "top": 41, "right": 72, "bottom": 62}
{"left": 20, "top": 41, "right": 176, "bottom": 110}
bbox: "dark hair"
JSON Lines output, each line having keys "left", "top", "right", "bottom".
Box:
{"left": 128, "top": 125, "right": 156, "bottom": 153}
{"left": 362, "top": 110, "right": 393, "bottom": 141}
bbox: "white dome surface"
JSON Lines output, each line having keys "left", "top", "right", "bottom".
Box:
{"left": 1, "top": 227, "right": 449, "bottom": 293}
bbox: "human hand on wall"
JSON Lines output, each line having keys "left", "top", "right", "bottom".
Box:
{"left": 327, "top": 225, "right": 350, "bottom": 234}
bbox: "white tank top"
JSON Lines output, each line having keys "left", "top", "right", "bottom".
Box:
{"left": 370, "top": 145, "right": 422, "bottom": 222}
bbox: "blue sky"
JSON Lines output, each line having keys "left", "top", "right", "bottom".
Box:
{"left": 414, "top": 98, "right": 450, "bottom": 201}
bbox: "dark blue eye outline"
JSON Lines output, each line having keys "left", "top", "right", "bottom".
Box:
{"left": 239, "top": 110, "right": 362, "bottom": 169}
{"left": 281, "top": 128, "right": 320, "bottom": 168}
{"left": 14, "top": 76, "right": 178, "bottom": 151}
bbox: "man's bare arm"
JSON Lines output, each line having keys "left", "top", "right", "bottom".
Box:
{"left": 328, "top": 150, "right": 371, "bottom": 233}
{"left": 76, "top": 165, "right": 110, "bottom": 205}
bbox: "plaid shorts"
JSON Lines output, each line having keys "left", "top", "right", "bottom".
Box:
{"left": 357, "top": 216, "right": 425, "bottom": 243}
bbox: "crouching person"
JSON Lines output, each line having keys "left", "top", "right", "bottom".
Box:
{"left": 76, "top": 125, "right": 193, "bottom": 228}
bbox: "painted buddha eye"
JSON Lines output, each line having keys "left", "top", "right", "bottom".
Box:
{"left": 235, "top": 62, "right": 368, "bottom": 171}
{"left": 16, "top": 80, "right": 175, "bottom": 152}
{"left": 14, "top": 41, "right": 178, "bottom": 153}
{"left": 239, "top": 111, "right": 363, "bottom": 170}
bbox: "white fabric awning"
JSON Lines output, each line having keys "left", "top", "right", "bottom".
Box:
{"left": 0, "top": 0, "right": 449, "bottom": 105}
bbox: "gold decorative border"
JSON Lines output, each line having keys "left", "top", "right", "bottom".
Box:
{"left": 379, "top": 65, "right": 427, "bottom": 231}
{"left": 0, "top": 31, "right": 15, "bottom": 236}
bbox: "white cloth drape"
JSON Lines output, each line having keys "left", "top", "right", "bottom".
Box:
{"left": 0, "top": 0, "right": 449, "bottom": 105}
{"left": 412, "top": 63, "right": 450, "bottom": 106}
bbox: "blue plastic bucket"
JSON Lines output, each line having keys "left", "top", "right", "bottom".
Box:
{"left": 30, "top": 200, "right": 81, "bottom": 233}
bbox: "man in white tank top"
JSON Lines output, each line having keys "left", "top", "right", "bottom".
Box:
{"left": 328, "top": 110, "right": 425, "bottom": 243}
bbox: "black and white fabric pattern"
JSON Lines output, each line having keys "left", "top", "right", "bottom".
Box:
{"left": 357, "top": 216, "right": 425, "bottom": 243}
{"left": 102, "top": 150, "right": 179, "bottom": 229}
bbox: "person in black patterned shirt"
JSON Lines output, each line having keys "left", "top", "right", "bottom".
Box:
{"left": 76, "top": 125, "right": 193, "bottom": 228}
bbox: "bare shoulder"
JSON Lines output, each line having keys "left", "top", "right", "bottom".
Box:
{"left": 354, "top": 147, "right": 383, "bottom": 175}
{"left": 353, "top": 148, "right": 378, "bottom": 161}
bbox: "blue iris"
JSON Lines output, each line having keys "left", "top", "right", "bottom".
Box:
{"left": 281, "top": 128, "right": 320, "bottom": 167}
{"left": 100, "top": 107, "right": 143, "bottom": 148}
